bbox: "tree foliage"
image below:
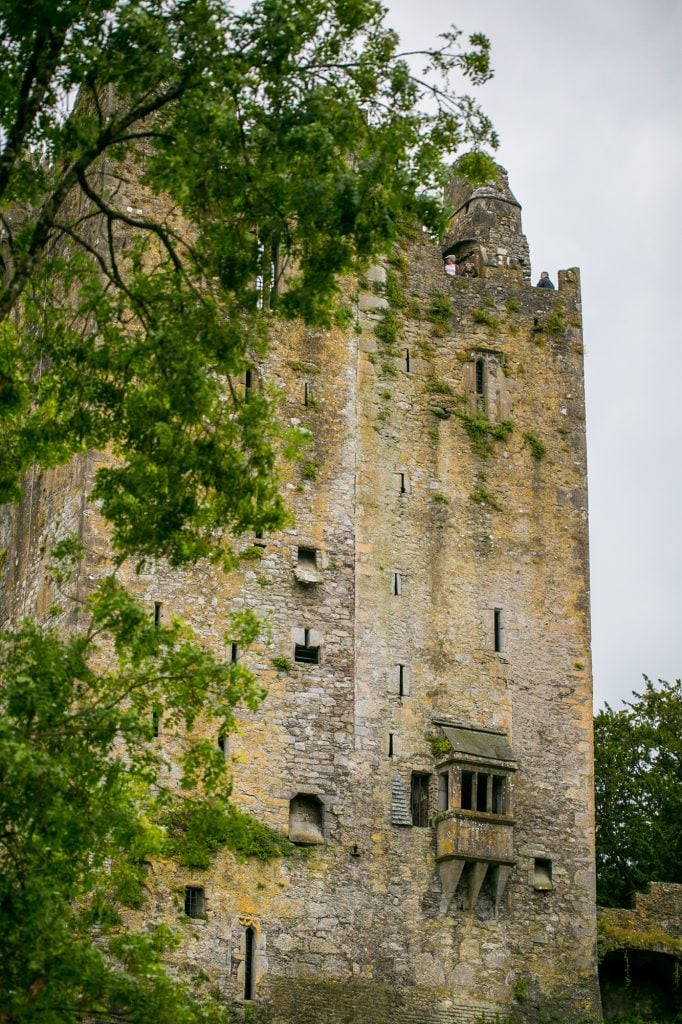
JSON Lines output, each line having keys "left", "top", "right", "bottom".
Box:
{"left": 0, "top": 0, "right": 499, "bottom": 1019}
{"left": 0, "top": 0, "right": 497, "bottom": 568}
{"left": 0, "top": 552, "right": 271, "bottom": 1023}
{"left": 594, "top": 677, "right": 682, "bottom": 908}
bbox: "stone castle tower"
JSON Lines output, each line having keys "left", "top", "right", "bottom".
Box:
{"left": 0, "top": 167, "right": 601, "bottom": 1022}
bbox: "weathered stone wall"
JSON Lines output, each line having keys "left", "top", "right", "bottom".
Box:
{"left": 598, "top": 884, "right": 682, "bottom": 1021}
{"left": 0, "top": 169, "right": 601, "bottom": 1022}
{"left": 598, "top": 882, "right": 682, "bottom": 952}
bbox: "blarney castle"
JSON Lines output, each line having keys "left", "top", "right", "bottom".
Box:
{"left": 0, "top": 166, "right": 601, "bottom": 1022}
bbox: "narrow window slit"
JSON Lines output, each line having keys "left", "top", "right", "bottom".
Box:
{"left": 398, "top": 663, "right": 405, "bottom": 696}
{"left": 153, "top": 601, "right": 162, "bottom": 627}
{"left": 494, "top": 608, "right": 504, "bottom": 653}
{"left": 393, "top": 572, "right": 402, "bottom": 596}
{"left": 475, "top": 357, "right": 485, "bottom": 396}
{"left": 388, "top": 732, "right": 395, "bottom": 758}
{"left": 399, "top": 472, "right": 407, "bottom": 494}
{"left": 244, "top": 926, "right": 256, "bottom": 999}
{"left": 231, "top": 642, "right": 239, "bottom": 663}
{"left": 405, "top": 348, "right": 411, "bottom": 373}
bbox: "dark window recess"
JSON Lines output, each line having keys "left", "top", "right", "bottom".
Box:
{"left": 254, "top": 531, "right": 266, "bottom": 547}
{"left": 393, "top": 572, "right": 401, "bottom": 596}
{"left": 152, "top": 707, "right": 161, "bottom": 738}
{"left": 494, "top": 609, "right": 504, "bottom": 653}
{"left": 231, "top": 642, "right": 239, "bottom": 664}
{"left": 388, "top": 732, "right": 395, "bottom": 758}
{"left": 534, "top": 858, "right": 553, "bottom": 890}
{"left": 297, "top": 546, "right": 317, "bottom": 568}
{"left": 243, "top": 926, "right": 256, "bottom": 999}
{"left": 153, "top": 601, "right": 162, "bottom": 627}
{"left": 405, "top": 348, "right": 411, "bottom": 373}
{"left": 294, "top": 630, "right": 319, "bottom": 665}
{"left": 411, "top": 772, "right": 430, "bottom": 827}
{"left": 459, "top": 769, "right": 507, "bottom": 815}
{"left": 289, "top": 793, "right": 324, "bottom": 844}
{"left": 304, "top": 382, "right": 310, "bottom": 406}
{"left": 461, "top": 771, "right": 474, "bottom": 810}
{"left": 218, "top": 735, "right": 227, "bottom": 756}
{"left": 399, "top": 472, "right": 407, "bottom": 494}
{"left": 476, "top": 773, "right": 488, "bottom": 812}
{"left": 398, "top": 663, "right": 406, "bottom": 697}
{"left": 184, "top": 885, "right": 205, "bottom": 918}
{"left": 475, "top": 357, "right": 485, "bottom": 395}
{"left": 244, "top": 369, "right": 253, "bottom": 396}
{"left": 492, "top": 775, "right": 506, "bottom": 814}
{"left": 438, "top": 772, "right": 449, "bottom": 812}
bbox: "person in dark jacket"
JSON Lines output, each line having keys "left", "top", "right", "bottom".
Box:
{"left": 536, "top": 271, "right": 555, "bottom": 289}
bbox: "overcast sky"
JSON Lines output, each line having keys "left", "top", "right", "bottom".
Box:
{"left": 386, "top": 0, "right": 682, "bottom": 709}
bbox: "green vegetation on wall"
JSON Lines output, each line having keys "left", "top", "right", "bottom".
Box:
{"left": 455, "top": 407, "right": 513, "bottom": 457}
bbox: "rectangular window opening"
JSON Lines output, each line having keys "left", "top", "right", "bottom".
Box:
{"left": 254, "top": 531, "right": 266, "bottom": 548}
{"left": 153, "top": 601, "right": 162, "bottom": 627}
{"left": 476, "top": 772, "right": 488, "bottom": 812}
{"left": 218, "top": 735, "right": 227, "bottom": 758}
{"left": 184, "top": 885, "right": 205, "bottom": 918}
{"left": 411, "top": 772, "right": 430, "bottom": 827}
{"left": 399, "top": 472, "right": 407, "bottom": 494}
{"left": 245, "top": 368, "right": 253, "bottom": 395}
{"left": 398, "top": 663, "right": 405, "bottom": 697}
{"left": 438, "top": 772, "right": 449, "bottom": 812}
{"left": 494, "top": 608, "right": 504, "bottom": 653}
{"left": 492, "top": 775, "right": 506, "bottom": 815}
{"left": 461, "top": 770, "right": 474, "bottom": 810}
{"left": 475, "top": 357, "right": 485, "bottom": 396}
{"left": 297, "top": 546, "right": 317, "bottom": 568}
{"left": 304, "top": 382, "right": 310, "bottom": 406}
{"left": 388, "top": 732, "right": 395, "bottom": 758}
{"left": 152, "top": 707, "right": 161, "bottom": 738}
{"left": 534, "top": 857, "right": 553, "bottom": 890}
{"left": 393, "top": 572, "right": 402, "bottom": 596}
{"left": 405, "top": 348, "right": 411, "bottom": 373}
{"left": 244, "top": 926, "right": 256, "bottom": 1000}
{"left": 294, "top": 629, "right": 319, "bottom": 665}
{"left": 231, "top": 642, "right": 239, "bottom": 664}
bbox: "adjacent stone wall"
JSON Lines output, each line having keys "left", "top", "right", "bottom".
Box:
{"left": 598, "top": 884, "right": 682, "bottom": 1021}
{"left": 598, "top": 883, "right": 682, "bottom": 953}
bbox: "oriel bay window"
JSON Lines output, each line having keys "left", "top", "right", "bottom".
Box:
{"left": 431, "top": 722, "right": 517, "bottom": 914}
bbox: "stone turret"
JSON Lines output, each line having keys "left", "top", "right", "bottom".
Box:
{"left": 443, "top": 163, "right": 531, "bottom": 282}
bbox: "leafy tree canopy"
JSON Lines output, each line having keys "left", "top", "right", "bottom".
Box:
{"left": 594, "top": 677, "right": 682, "bottom": 908}
{"left": 0, "top": 0, "right": 497, "bottom": 568}
{"left": 0, "top": 1, "right": 498, "bottom": 1019}
{"left": 0, "top": 547, "right": 275, "bottom": 1023}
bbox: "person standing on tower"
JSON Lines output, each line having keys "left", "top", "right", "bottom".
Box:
{"left": 536, "top": 271, "right": 555, "bottom": 289}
